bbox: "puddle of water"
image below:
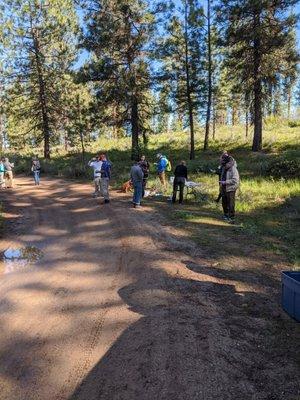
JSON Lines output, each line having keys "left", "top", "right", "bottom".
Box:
{"left": 2, "top": 246, "right": 43, "bottom": 274}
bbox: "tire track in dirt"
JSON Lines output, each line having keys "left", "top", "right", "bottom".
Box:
{"left": 55, "top": 210, "right": 130, "bottom": 400}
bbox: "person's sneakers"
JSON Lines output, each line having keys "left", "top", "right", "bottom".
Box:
{"left": 104, "top": 199, "right": 110, "bottom": 204}
{"left": 133, "top": 203, "right": 141, "bottom": 208}
{"left": 228, "top": 218, "right": 235, "bottom": 224}
{"left": 222, "top": 215, "right": 229, "bottom": 221}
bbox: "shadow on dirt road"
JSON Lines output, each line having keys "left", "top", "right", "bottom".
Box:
{"left": 0, "top": 177, "right": 299, "bottom": 400}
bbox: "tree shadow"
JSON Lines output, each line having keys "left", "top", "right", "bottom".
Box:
{"left": 69, "top": 264, "right": 300, "bottom": 400}
{"left": 0, "top": 177, "right": 299, "bottom": 400}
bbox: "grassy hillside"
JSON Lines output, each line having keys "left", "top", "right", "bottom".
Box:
{"left": 4, "top": 123, "right": 300, "bottom": 267}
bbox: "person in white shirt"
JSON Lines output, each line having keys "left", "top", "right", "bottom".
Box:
{"left": 88, "top": 155, "right": 103, "bottom": 197}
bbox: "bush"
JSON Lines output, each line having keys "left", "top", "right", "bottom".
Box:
{"left": 266, "top": 158, "right": 300, "bottom": 178}
{"left": 288, "top": 120, "right": 300, "bottom": 128}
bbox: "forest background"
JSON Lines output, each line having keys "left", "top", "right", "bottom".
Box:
{"left": 0, "top": 0, "right": 299, "bottom": 267}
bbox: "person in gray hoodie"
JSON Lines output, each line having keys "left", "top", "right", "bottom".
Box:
{"left": 219, "top": 153, "right": 240, "bottom": 224}
{"left": 130, "top": 161, "right": 144, "bottom": 208}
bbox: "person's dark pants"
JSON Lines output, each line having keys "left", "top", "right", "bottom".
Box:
{"left": 142, "top": 177, "right": 148, "bottom": 197}
{"left": 133, "top": 181, "right": 143, "bottom": 205}
{"left": 172, "top": 177, "right": 185, "bottom": 204}
{"left": 222, "top": 189, "right": 236, "bottom": 219}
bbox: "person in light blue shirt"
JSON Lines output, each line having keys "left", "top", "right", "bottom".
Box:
{"left": 0, "top": 159, "right": 5, "bottom": 189}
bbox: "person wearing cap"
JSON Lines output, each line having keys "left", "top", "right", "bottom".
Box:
{"left": 88, "top": 155, "right": 103, "bottom": 197}
{"left": 156, "top": 153, "right": 168, "bottom": 187}
{"left": 219, "top": 152, "right": 240, "bottom": 224}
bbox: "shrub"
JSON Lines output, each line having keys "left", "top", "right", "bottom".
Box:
{"left": 288, "top": 120, "right": 300, "bottom": 128}
{"left": 266, "top": 158, "right": 300, "bottom": 178}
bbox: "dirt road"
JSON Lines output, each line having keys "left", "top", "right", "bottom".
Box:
{"left": 0, "top": 177, "right": 299, "bottom": 400}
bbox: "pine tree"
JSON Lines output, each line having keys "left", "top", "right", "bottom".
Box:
{"left": 282, "top": 30, "right": 298, "bottom": 120}
{"left": 1, "top": 0, "right": 78, "bottom": 158}
{"left": 204, "top": 0, "right": 213, "bottom": 151}
{"left": 156, "top": 89, "right": 171, "bottom": 134}
{"left": 217, "top": 0, "right": 299, "bottom": 151}
{"left": 156, "top": 0, "right": 205, "bottom": 159}
{"left": 80, "top": 0, "right": 155, "bottom": 160}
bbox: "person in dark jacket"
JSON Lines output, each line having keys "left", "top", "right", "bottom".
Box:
{"left": 172, "top": 161, "right": 188, "bottom": 204}
{"left": 31, "top": 156, "right": 41, "bottom": 186}
{"left": 138, "top": 155, "right": 150, "bottom": 197}
{"left": 99, "top": 153, "right": 112, "bottom": 204}
{"left": 130, "top": 161, "right": 144, "bottom": 208}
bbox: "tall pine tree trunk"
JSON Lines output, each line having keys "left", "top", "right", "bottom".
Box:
{"left": 252, "top": 13, "right": 263, "bottom": 152}
{"left": 212, "top": 96, "right": 216, "bottom": 140}
{"left": 184, "top": 0, "right": 195, "bottom": 160}
{"left": 287, "top": 86, "right": 291, "bottom": 120}
{"left": 76, "top": 95, "right": 85, "bottom": 170}
{"left": 131, "top": 95, "right": 139, "bottom": 160}
{"left": 0, "top": 114, "right": 4, "bottom": 152}
{"left": 32, "top": 30, "right": 51, "bottom": 159}
{"left": 252, "top": 78, "right": 263, "bottom": 151}
{"left": 204, "top": 0, "right": 212, "bottom": 151}
{"left": 232, "top": 106, "right": 236, "bottom": 125}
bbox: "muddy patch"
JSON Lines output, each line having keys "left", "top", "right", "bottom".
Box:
{"left": 1, "top": 246, "right": 43, "bottom": 274}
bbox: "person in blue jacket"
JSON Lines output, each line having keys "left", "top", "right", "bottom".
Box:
{"left": 156, "top": 153, "right": 168, "bottom": 187}
{"left": 99, "top": 153, "right": 112, "bottom": 204}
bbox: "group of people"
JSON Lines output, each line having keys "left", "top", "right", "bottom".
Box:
{"left": 88, "top": 150, "right": 240, "bottom": 222}
{"left": 2, "top": 149, "right": 239, "bottom": 223}
{"left": 0, "top": 156, "right": 43, "bottom": 188}
{"left": 0, "top": 158, "right": 15, "bottom": 189}
{"left": 130, "top": 151, "right": 240, "bottom": 223}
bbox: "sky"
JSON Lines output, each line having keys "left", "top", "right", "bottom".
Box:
{"left": 74, "top": 1, "right": 300, "bottom": 71}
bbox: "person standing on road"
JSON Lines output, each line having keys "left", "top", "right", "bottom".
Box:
{"left": 3, "top": 157, "right": 14, "bottom": 188}
{"left": 88, "top": 155, "right": 103, "bottom": 197}
{"left": 156, "top": 153, "right": 169, "bottom": 188}
{"left": 99, "top": 153, "right": 111, "bottom": 204}
{"left": 139, "top": 155, "right": 150, "bottom": 197}
{"left": 219, "top": 153, "right": 240, "bottom": 224}
{"left": 31, "top": 157, "right": 41, "bottom": 186}
{"left": 130, "top": 161, "right": 144, "bottom": 208}
{"left": 172, "top": 160, "right": 188, "bottom": 204}
{"left": 0, "top": 159, "right": 5, "bottom": 189}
